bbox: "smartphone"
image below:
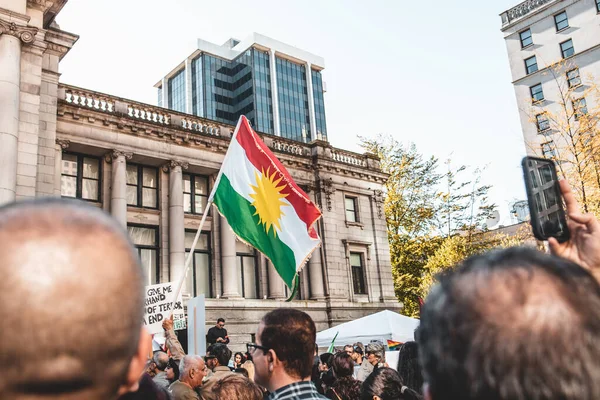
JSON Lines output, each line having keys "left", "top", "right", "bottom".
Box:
{"left": 521, "top": 156, "right": 570, "bottom": 242}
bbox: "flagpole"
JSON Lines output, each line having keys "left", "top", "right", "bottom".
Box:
{"left": 166, "top": 116, "right": 245, "bottom": 318}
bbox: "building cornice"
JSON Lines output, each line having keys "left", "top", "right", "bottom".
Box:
{"left": 500, "top": 0, "right": 563, "bottom": 30}
{"left": 57, "top": 83, "right": 387, "bottom": 185}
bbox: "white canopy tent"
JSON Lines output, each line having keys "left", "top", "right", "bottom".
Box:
{"left": 316, "top": 310, "right": 419, "bottom": 349}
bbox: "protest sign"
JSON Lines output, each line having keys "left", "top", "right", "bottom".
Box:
{"left": 144, "top": 282, "right": 186, "bottom": 335}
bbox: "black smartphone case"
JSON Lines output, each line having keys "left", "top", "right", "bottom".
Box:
{"left": 521, "top": 156, "right": 570, "bottom": 243}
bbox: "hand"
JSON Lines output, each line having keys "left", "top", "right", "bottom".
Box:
{"left": 162, "top": 316, "right": 174, "bottom": 331}
{"left": 216, "top": 337, "right": 224, "bottom": 343}
{"left": 549, "top": 180, "right": 600, "bottom": 281}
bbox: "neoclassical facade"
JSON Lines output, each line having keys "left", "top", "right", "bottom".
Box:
{"left": 0, "top": 0, "right": 400, "bottom": 351}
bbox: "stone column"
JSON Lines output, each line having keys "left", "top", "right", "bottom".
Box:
{"left": 268, "top": 260, "right": 286, "bottom": 299}
{"left": 308, "top": 248, "right": 326, "bottom": 299}
{"left": 167, "top": 160, "right": 188, "bottom": 289}
{"left": 305, "top": 62, "right": 318, "bottom": 142}
{"left": 269, "top": 49, "right": 281, "bottom": 137}
{"left": 107, "top": 150, "right": 132, "bottom": 227}
{"left": 221, "top": 216, "right": 241, "bottom": 298}
{"left": 0, "top": 17, "right": 38, "bottom": 204}
{"left": 54, "top": 139, "right": 70, "bottom": 196}
{"left": 0, "top": 32, "right": 22, "bottom": 204}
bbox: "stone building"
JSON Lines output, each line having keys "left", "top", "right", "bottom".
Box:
{"left": 500, "top": 0, "right": 600, "bottom": 157}
{"left": 0, "top": 0, "right": 400, "bottom": 351}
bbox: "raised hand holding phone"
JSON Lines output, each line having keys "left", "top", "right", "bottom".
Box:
{"left": 548, "top": 180, "right": 600, "bottom": 282}
{"left": 522, "top": 156, "right": 570, "bottom": 242}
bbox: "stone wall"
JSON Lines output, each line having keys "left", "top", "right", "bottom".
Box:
{"left": 0, "top": 0, "right": 402, "bottom": 355}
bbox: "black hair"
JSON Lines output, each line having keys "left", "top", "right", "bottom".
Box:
{"left": 217, "top": 318, "right": 225, "bottom": 324}
{"left": 234, "top": 352, "right": 246, "bottom": 364}
{"left": 319, "top": 352, "right": 333, "bottom": 368}
{"left": 167, "top": 357, "right": 180, "bottom": 382}
{"left": 396, "top": 342, "right": 423, "bottom": 394}
{"left": 260, "top": 308, "right": 316, "bottom": 379}
{"left": 361, "top": 368, "right": 403, "bottom": 400}
{"left": 418, "top": 247, "right": 600, "bottom": 400}
{"left": 210, "top": 343, "right": 232, "bottom": 367}
{"left": 331, "top": 352, "right": 354, "bottom": 378}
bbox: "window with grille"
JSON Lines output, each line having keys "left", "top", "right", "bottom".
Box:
{"left": 60, "top": 153, "right": 101, "bottom": 202}
{"left": 536, "top": 114, "right": 550, "bottom": 132}
{"left": 128, "top": 225, "right": 159, "bottom": 285}
{"left": 530, "top": 83, "right": 544, "bottom": 102}
{"left": 185, "top": 230, "right": 212, "bottom": 297}
{"left": 126, "top": 164, "right": 158, "bottom": 209}
{"left": 541, "top": 142, "right": 557, "bottom": 159}
{"left": 183, "top": 173, "right": 209, "bottom": 215}
{"left": 520, "top": 29, "right": 533, "bottom": 48}
{"left": 525, "top": 56, "right": 538, "bottom": 75}
{"left": 573, "top": 98, "right": 588, "bottom": 120}
{"left": 345, "top": 196, "right": 359, "bottom": 222}
{"left": 567, "top": 68, "right": 581, "bottom": 88}
{"left": 560, "top": 39, "right": 574, "bottom": 58}
{"left": 554, "top": 11, "right": 569, "bottom": 31}
{"left": 350, "top": 252, "right": 367, "bottom": 295}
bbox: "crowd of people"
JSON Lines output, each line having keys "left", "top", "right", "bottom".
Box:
{"left": 2, "top": 180, "right": 600, "bottom": 399}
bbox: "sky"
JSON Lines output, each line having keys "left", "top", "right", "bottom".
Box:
{"left": 56, "top": 0, "right": 527, "bottom": 226}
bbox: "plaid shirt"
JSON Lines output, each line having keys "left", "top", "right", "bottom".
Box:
{"left": 267, "top": 381, "right": 327, "bottom": 400}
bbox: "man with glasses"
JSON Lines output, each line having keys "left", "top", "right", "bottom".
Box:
{"left": 356, "top": 344, "right": 375, "bottom": 381}
{"left": 206, "top": 318, "right": 229, "bottom": 345}
{"left": 201, "top": 343, "right": 235, "bottom": 399}
{"left": 247, "top": 308, "right": 327, "bottom": 399}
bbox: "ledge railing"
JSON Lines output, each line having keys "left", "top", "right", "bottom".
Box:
{"left": 500, "top": 0, "right": 556, "bottom": 26}
{"left": 58, "top": 83, "right": 376, "bottom": 170}
{"left": 59, "top": 84, "right": 222, "bottom": 136}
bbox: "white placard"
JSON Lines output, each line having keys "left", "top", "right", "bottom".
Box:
{"left": 144, "top": 282, "right": 185, "bottom": 335}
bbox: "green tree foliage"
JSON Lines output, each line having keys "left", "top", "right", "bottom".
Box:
{"left": 361, "top": 135, "right": 524, "bottom": 317}
{"left": 419, "top": 227, "right": 531, "bottom": 297}
{"left": 361, "top": 135, "right": 442, "bottom": 316}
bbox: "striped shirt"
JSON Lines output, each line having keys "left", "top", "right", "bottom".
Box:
{"left": 267, "top": 381, "right": 328, "bottom": 400}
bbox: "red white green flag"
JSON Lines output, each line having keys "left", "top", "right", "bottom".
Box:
{"left": 212, "top": 116, "right": 322, "bottom": 297}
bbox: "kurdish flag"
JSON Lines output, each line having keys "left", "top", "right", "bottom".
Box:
{"left": 212, "top": 116, "right": 322, "bottom": 297}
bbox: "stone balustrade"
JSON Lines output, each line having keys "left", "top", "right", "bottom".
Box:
{"left": 500, "top": 0, "right": 555, "bottom": 25}
{"left": 180, "top": 116, "right": 220, "bottom": 136}
{"left": 272, "top": 140, "right": 309, "bottom": 156}
{"left": 64, "top": 88, "right": 114, "bottom": 112}
{"left": 59, "top": 84, "right": 221, "bottom": 136}
{"left": 127, "top": 104, "right": 170, "bottom": 125}
{"left": 331, "top": 149, "right": 368, "bottom": 167}
{"left": 58, "top": 84, "right": 378, "bottom": 171}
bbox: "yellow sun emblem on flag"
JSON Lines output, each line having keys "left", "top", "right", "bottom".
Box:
{"left": 250, "top": 168, "right": 289, "bottom": 237}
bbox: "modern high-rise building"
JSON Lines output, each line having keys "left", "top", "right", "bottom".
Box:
{"left": 155, "top": 33, "right": 328, "bottom": 143}
{"left": 500, "top": 0, "right": 600, "bottom": 157}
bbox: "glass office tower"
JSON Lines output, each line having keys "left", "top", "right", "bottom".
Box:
{"left": 157, "top": 34, "right": 328, "bottom": 143}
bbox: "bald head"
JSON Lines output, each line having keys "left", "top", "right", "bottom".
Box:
{"left": 0, "top": 199, "right": 145, "bottom": 399}
{"left": 418, "top": 247, "right": 600, "bottom": 400}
